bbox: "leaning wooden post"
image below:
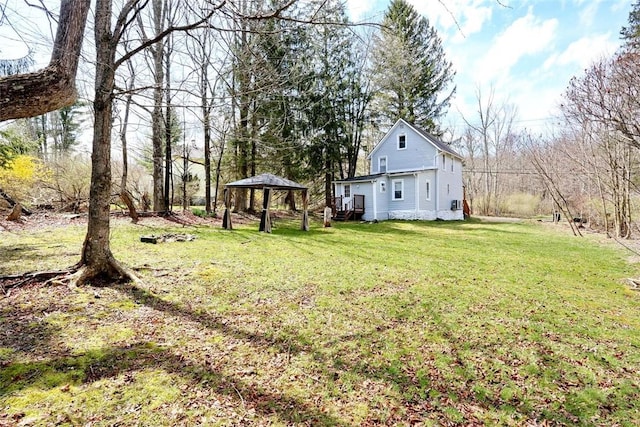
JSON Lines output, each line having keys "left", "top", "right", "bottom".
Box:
{"left": 259, "top": 187, "right": 272, "bottom": 233}
{"left": 301, "top": 189, "right": 309, "bottom": 231}
{"left": 323, "top": 202, "right": 332, "bottom": 227}
{"left": 222, "top": 187, "right": 232, "bottom": 230}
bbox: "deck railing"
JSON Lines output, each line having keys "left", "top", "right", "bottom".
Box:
{"left": 332, "top": 194, "right": 365, "bottom": 216}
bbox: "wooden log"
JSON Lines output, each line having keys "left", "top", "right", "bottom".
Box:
{"left": 6, "top": 203, "right": 21, "bottom": 221}
{"left": 140, "top": 235, "right": 158, "bottom": 244}
{"left": 0, "top": 188, "right": 32, "bottom": 215}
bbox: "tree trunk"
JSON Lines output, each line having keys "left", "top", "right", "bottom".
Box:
{"left": 203, "top": 102, "right": 212, "bottom": 215}
{"left": 0, "top": 0, "right": 90, "bottom": 121}
{"left": 325, "top": 158, "right": 332, "bottom": 208}
{"left": 151, "top": 0, "right": 166, "bottom": 212}
{"left": 75, "top": 0, "right": 137, "bottom": 285}
{"left": 164, "top": 29, "right": 174, "bottom": 211}
{"left": 213, "top": 133, "right": 225, "bottom": 215}
{"left": 119, "top": 61, "right": 138, "bottom": 223}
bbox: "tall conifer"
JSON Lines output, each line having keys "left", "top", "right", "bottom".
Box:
{"left": 371, "top": 0, "right": 455, "bottom": 133}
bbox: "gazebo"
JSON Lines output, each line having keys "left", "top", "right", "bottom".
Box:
{"left": 222, "top": 173, "right": 309, "bottom": 233}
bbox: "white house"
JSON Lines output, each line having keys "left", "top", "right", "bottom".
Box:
{"left": 333, "top": 118, "right": 464, "bottom": 221}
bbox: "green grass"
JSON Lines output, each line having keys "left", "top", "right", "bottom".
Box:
{"left": 1, "top": 216, "right": 639, "bottom": 425}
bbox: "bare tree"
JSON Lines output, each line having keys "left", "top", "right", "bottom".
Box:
{"left": 523, "top": 133, "right": 584, "bottom": 236}
{"left": 461, "top": 86, "right": 518, "bottom": 215}
{"left": 561, "top": 55, "right": 639, "bottom": 238}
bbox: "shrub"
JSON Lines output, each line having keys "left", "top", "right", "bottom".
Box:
{"left": 0, "top": 155, "right": 51, "bottom": 205}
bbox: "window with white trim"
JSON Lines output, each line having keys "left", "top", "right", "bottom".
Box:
{"left": 392, "top": 179, "right": 404, "bottom": 200}
{"left": 450, "top": 159, "right": 454, "bottom": 172}
{"left": 379, "top": 156, "right": 387, "bottom": 173}
{"left": 447, "top": 184, "right": 450, "bottom": 195}
{"left": 398, "top": 134, "right": 406, "bottom": 150}
{"left": 442, "top": 155, "right": 446, "bottom": 170}
{"left": 344, "top": 184, "right": 351, "bottom": 198}
{"left": 425, "top": 180, "right": 431, "bottom": 201}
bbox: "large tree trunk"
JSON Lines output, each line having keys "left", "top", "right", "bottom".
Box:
{"left": 203, "top": 94, "right": 212, "bottom": 215}
{"left": 0, "top": 0, "right": 90, "bottom": 121}
{"left": 151, "top": 0, "right": 166, "bottom": 212}
{"left": 73, "top": 0, "right": 137, "bottom": 285}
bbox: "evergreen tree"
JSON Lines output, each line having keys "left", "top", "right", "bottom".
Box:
{"left": 371, "top": 0, "right": 455, "bottom": 133}
{"left": 621, "top": 0, "right": 640, "bottom": 50}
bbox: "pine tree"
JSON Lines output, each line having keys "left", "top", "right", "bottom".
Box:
{"left": 621, "top": 0, "right": 640, "bottom": 50}
{"left": 371, "top": 0, "right": 455, "bottom": 133}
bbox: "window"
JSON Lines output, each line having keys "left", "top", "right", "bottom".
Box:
{"left": 398, "top": 134, "right": 406, "bottom": 150}
{"left": 447, "top": 184, "right": 450, "bottom": 195}
{"left": 425, "top": 180, "right": 431, "bottom": 201}
{"left": 344, "top": 184, "right": 351, "bottom": 198}
{"left": 442, "top": 155, "right": 446, "bottom": 170}
{"left": 379, "top": 156, "right": 387, "bottom": 173}
{"left": 380, "top": 181, "right": 386, "bottom": 193}
{"left": 392, "top": 179, "right": 404, "bottom": 200}
{"left": 451, "top": 159, "right": 454, "bottom": 172}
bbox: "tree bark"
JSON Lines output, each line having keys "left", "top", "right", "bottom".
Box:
{"left": 74, "top": 0, "right": 138, "bottom": 285}
{"left": 151, "top": 0, "right": 166, "bottom": 212}
{"left": 0, "top": 0, "right": 90, "bottom": 121}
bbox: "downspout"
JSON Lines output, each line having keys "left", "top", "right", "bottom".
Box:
{"left": 372, "top": 179, "right": 377, "bottom": 221}
{"left": 434, "top": 154, "right": 440, "bottom": 217}
{"left": 414, "top": 172, "right": 419, "bottom": 219}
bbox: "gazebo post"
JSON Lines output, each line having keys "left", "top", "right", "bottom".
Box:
{"left": 259, "top": 187, "right": 272, "bottom": 233}
{"left": 222, "top": 187, "right": 232, "bottom": 230}
{"left": 301, "top": 189, "right": 309, "bottom": 231}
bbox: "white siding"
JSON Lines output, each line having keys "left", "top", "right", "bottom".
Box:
{"left": 370, "top": 123, "right": 438, "bottom": 174}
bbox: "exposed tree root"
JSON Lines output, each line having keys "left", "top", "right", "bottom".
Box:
{"left": 0, "top": 269, "right": 75, "bottom": 294}
{"left": 68, "top": 257, "right": 141, "bottom": 288}
{"left": 0, "top": 259, "right": 141, "bottom": 294}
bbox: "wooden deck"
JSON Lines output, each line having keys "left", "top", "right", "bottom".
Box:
{"left": 332, "top": 194, "right": 365, "bottom": 221}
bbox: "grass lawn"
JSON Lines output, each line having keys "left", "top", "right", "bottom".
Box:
{"left": 1, "top": 216, "right": 639, "bottom": 425}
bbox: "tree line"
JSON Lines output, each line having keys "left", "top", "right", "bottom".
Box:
{"left": 458, "top": 1, "right": 640, "bottom": 240}
{"left": 0, "top": 0, "right": 454, "bottom": 284}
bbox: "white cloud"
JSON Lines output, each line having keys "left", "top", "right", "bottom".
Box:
{"left": 345, "top": 0, "right": 378, "bottom": 21}
{"left": 410, "top": 0, "right": 493, "bottom": 37}
{"left": 544, "top": 33, "right": 619, "bottom": 70}
{"left": 476, "top": 8, "right": 558, "bottom": 82}
{"left": 578, "top": 0, "right": 603, "bottom": 27}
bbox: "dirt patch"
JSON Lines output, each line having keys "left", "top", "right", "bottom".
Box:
{"left": 0, "top": 210, "right": 225, "bottom": 233}
{"left": 473, "top": 215, "right": 524, "bottom": 223}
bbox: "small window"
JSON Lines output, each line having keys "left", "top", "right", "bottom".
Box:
{"left": 380, "top": 181, "right": 386, "bottom": 193}
{"left": 447, "top": 184, "right": 450, "bottom": 195}
{"left": 392, "top": 179, "right": 404, "bottom": 200}
{"left": 442, "top": 155, "right": 446, "bottom": 170}
{"left": 398, "top": 134, "right": 406, "bottom": 150}
{"left": 425, "top": 180, "right": 431, "bottom": 201}
{"left": 379, "top": 156, "right": 387, "bottom": 173}
{"left": 344, "top": 184, "right": 351, "bottom": 198}
{"left": 451, "top": 159, "right": 454, "bottom": 172}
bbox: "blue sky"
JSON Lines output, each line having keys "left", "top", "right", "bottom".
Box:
{"left": 348, "top": 0, "right": 633, "bottom": 135}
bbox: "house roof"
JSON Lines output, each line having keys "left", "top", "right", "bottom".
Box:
{"left": 333, "top": 173, "right": 385, "bottom": 183}
{"left": 368, "top": 118, "right": 463, "bottom": 160}
{"left": 224, "top": 173, "right": 307, "bottom": 190}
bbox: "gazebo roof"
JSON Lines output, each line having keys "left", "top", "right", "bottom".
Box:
{"left": 224, "top": 173, "right": 307, "bottom": 190}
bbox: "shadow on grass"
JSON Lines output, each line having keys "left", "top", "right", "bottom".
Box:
{"left": 0, "top": 304, "right": 59, "bottom": 357}
{"left": 0, "top": 245, "right": 44, "bottom": 274}
{"left": 0, "top": 341, "right": 346, "bottom": 425}
{"left": 110, "top": 283, "right": 308, "bottom": 356}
